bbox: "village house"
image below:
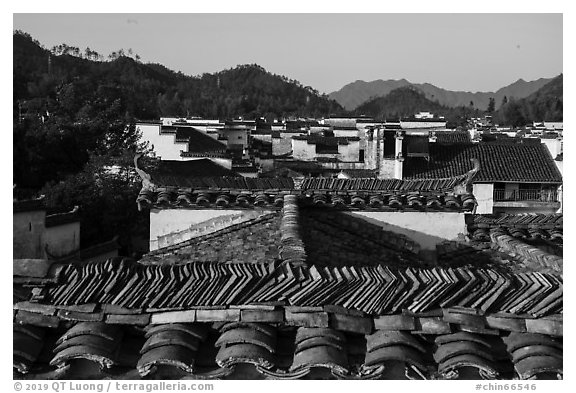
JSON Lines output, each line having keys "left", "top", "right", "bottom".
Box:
{"left": 400, "top": 137, "right": 563, "bottom": 214}
{"left": 13, "top": 196, "right": 119, "bottom": 263}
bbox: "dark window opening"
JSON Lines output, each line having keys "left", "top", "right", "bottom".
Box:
{"left": 315, "top": 144, "right": 339, "bottom": 154}
{"left": 359, "top": 149, "right": 365, "bottom": 163}
{"left": 383, "top": 130, "right": 396, "bottom": 158}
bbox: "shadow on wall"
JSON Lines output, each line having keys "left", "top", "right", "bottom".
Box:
{"left": 298, "top": 209, "right": 425, "bottom": 267}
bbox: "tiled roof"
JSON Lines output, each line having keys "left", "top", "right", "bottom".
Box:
{"left": 171, "top": 127, "right": 227, "bottom": 154}
{"left": 13, "top": 321, "right": 563, "bottom": 380}
{"left": 140, "top": 213, "right": 282, "bottom": 265}
{"left": 259, "top": 167, "right": 305, "bottom": 178}
{"left": 338, "top": 169, "right": 378, "bottom": 178}
{"left": 480, "top": 135, "right": 542, "bottom": 146}
{"left": 148, "top": 160, "right": 241, "bottom": 187}
{"left": 13, "top": 197, "right": 45, "bottom": 213}
{"left": 299, "top": 177, "right": 470, "bottom": 192}
{"left": 433, "top": 131, "right": 471, "bottom": 144}
{"left": 79, "top": 238, "right": 121, "bottom": 261}
{"left": 292, "top": 136, "right": 360, "bottom": 145}
{"left": 44, "top": 206, "right": 80, "bottom": 228}
{"left": 14, "top": 198, "right": 563, "bottom": 380}
{"left": 136, "top": 188, "right": 477, "bottom": 212}
{"left": 299, "top": 209, "right": 422, "bottom": 267}
{"left": 467, "top": 214, "right": 563, "bottom": 243}
{"left": 463, "top": 214, "right": 563, "bottom": 274}
{"left": 17, "top": 256, "right": 562, "bottom": 317}
{"left": 404, "top": 143, "right": 563, "bottom": 183}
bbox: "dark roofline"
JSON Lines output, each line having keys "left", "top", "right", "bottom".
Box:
{"left": 136, "top": 120, "right": 162, "bottom": 125}
{"left": 292, "top": 136, "right": 361, "bottom": 144}
{"left": 13, "top": 197, "right": 46, "bottom": 213}
{"left": 80, "top": 237, "right": 120, "bottom": 261}
{"left": 401, "top": 118, "right": 447, "bottom": 123}
{"left": 45, "top": 206, "right": 80, "bottom": 228}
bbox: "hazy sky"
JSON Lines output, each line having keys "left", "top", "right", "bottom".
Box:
{"left": 13, "top": 13, "right": 562, "bottom": 94}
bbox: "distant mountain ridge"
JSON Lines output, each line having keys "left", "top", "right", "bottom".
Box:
{"left": 330, "top": 77, "right": 556, "bottom": 111}
{"left": 353, "top": 86, "right": 459, "bottom": 122}
{"left": 494, "top": 74, "right": 562, "bottom": 125}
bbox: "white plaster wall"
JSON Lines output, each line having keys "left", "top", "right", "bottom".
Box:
{"left": 364, "top": 139, "right": 378, "bottom": 169}
{"left": 272, "top": 137, "right": 293, "bottom": 156}
{"left": 292, "top": 139, "right": 317, "bottom": 160}
{"left": 555, "top": 160, "right": 563, "bottom": 176}
{"left": 45, "top": 222, "right": 80, "bottom": 258}
{"left": 252, "top": 134, "right": 273, "bottom": 143}
{"left": 333, "top": 129, "right": 360, "bottom": 138}
{"left": 400, "top": 121, "right": 447, "bottom": 129}
{"left": 347, "top": 211, "right": 467, "bottom": 251}
{"left": 541, "top": 139, "right": 562, "bottom": 158}
{"left": 338, "top": 141, "right": 360, "bottom": 161}
{"left": 150, "top": 209, "right": 248, "bottom": 250}
{"left": 13, "top": 211, "right": 46, "bottom": 259}
{"left": 379, "top": 159, "right": 396, "bottom": 179}
{"left": 138, "top": 124, "right": 188, "bottom": 160}
{"left": 473, "top": 183, "right": 494, "bottom": 214}
{"left": 221, "top": 130, "right": 249, "bottom": 148}
{"left": 178, "top": 156, "right": 233, "bottom": 169}
{"left": 543, "top": 122, "right": 563, "bottom": 130}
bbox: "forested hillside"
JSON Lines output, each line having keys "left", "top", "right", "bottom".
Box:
{"left": 354, "top": 86, "right": 482, "bottom": 127}
{"left": 494, "top": 74, "right": 563, "bottom": 126}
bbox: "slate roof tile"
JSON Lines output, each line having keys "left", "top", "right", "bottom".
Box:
{"left": 437, "top": 353, "right": 500, "bottom": 380}
{"left": 137, "top": 345, "right": 196, "bottom": 376}
{"left": 14, "top": 321, "right": 565, "bottom": 380}
{"left": 514, "top": 355, "right": 563, "bottom": 380}
{"left": 404, "top": 143, "right": 562, "bottom": 183}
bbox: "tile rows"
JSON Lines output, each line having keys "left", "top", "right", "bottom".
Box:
{"left": 278, "top": 195, "right": 306, "bottom": 266}
{"left": 434, "top": 332, "right": 512, "bottom": 379}
{"left": 470, "top": 227, "right": 562, "bottom": 242}
{"left": 503, "top": 332, "right": 563, "bottom": 380}
{"left": 299, "top": 177, "right": 468, "bottom": 192}
{"left": 470, "top": 214, "right": 563, "bottom": 227}
{"left": 490, "top": 233, "right": 563, "bottom": 274}
{"left": 38, "top": 259, "right": 562, "bottom": 317}
{"left": 14, "top": 322, "right": 563, "bottom": 380}
{"left": 300, "top": 192, "right": 476, "bottom": 211}
{"left": 137, "top": 188, "right": 476, "bottom": 211}
{"left": 137, "top": 189, "right": 288, "bottom": 210}
{"left": 152, "top": 177, "right": 295, "bottom": 191}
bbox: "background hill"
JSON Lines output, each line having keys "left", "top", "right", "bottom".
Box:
{"left": 354, "top": 86, "right": 482, "bottom": 127}
{"left": 494, "top": 74, "right": 563, "bottom": 126}
{"left": 330, "top": 76, "right": 555, "bottom": 111}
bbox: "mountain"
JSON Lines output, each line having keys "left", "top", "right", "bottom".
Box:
{"left": 354, "top": 86, "right": 455, "bottom": 120}
{"left": 14, "top": 31, "right": 343, "bottom": 122}
{"left": 494, "top": 74, "right": 563, "bottom": 126}
{"left": 330, "top": 77, "right": 555, "bottom": 111}
{"left": 329, "top": 79, "right": 413, "bottom": 112}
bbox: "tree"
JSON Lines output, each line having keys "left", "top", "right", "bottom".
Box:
{"left": 501, "top": 95, "right": 508, "bottom": 106}
{"left": 487, "top": 97, "right": 495, "bottom": 113}
{"left": 40, "top": 124, "right": 153, "bottom": 255}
